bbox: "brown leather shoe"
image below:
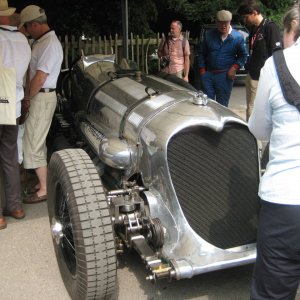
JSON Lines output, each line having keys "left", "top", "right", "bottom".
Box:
{"left": 23, "top": 192, "right": 47, "bottom": 204}
{"left": 3, "top": 208, "right": 25, "bottom": 219}
{"left": 0, "top": 217, "right": 7, "bottom": 230}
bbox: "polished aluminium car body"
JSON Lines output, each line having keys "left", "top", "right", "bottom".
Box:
{"left": 49, "top": 54, "right": 260, "bottom": 299}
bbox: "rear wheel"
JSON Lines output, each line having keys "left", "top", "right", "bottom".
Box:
{"left": 47, "top": 148, "right": 116, "bottom": 300}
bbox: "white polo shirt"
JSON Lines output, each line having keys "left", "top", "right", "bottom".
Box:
{"left": 0, "top": 25, "right": 31, "bottom": 117}
{"left": 30, "top": 30, "right": 63, "bottom": 89}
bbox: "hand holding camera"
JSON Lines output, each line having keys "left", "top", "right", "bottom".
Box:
{"left": 160, "top": 56, "right": 170, "bottom": 69}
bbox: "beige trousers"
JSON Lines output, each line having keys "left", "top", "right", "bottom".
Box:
{"left": 245, "top": 74, "right": 259, "bottom": 121}
{"left": 174, "top": 70, "right": 183, "bottom": 79}
{"left": 23, "top": 92, "right": 57, "bottom": 169}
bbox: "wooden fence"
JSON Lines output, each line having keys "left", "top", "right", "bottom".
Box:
{"left": 59, "top": 32, "right": 191, "bottom": 74}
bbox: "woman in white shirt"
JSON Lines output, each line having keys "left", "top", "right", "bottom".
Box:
{"left": 248, "top": 3, "right": 300, "bottom": 299}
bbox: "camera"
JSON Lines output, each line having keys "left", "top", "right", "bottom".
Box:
{"left": 160, "top": 56, "right": 170, "bottom": 69}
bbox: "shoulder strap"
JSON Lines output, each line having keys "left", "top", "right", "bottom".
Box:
{"left": 163, "top": 36, "right": 169, "bottom": 54}
{"left": 182, "top": 37, "right": 186, "bottom": 54}
{"left": 273, "top": 50, "right": 300, "bottom": 112}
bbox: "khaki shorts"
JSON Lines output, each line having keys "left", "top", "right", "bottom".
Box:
{"left": 23, "top": 92, "right": 57, "bottom": 169}
{"left": 171, "top": 70, "right": 183, "bottom": 79}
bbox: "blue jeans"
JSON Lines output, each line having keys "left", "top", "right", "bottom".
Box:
{"left": 200, "top": 71, "right": 234, "bottom": 107}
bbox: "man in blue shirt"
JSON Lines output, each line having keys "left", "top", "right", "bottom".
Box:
{"left": 198, "top": 10, "right": 248, "bottom": 106}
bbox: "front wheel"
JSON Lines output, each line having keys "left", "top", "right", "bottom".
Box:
{"left": 47, "top": 148, "right": 116, "bottom": 300}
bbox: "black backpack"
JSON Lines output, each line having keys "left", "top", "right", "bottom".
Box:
{"left": 273, "top": 49, "right": 300, "bottom": 112}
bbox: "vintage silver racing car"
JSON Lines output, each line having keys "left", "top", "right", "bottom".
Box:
{"left": 47, "top": 54, "right": 260, "bottom": 300}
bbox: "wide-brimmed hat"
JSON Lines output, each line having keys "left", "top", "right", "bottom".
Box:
{"left": 0, "top": 0, "right": 16, "bottom": 17}
{"left": 20, "top": 5, "right": 45, "bottom": 27}
{"left": 216, "top": 10, "right": 232, "bottom": 22}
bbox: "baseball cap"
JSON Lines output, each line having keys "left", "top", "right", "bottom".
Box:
{"left": 216, "top": 10, "right": 232, "bottom": 22}
{"left": 0, "top": 0, "right": 16, "bottom": 17}
{"left": 20, "top": 5, "right": 45, "bottom": 28}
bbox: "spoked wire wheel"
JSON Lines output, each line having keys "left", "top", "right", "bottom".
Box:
{"left": 47, "top": 148, "right": 116, "bottom": 300}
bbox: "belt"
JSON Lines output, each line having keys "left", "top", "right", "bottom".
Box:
{"left": 39, "top": 88, "right": 56, "bottom": 93}
{"left": 208, "top": 69, "right": 227, "bottom": 74}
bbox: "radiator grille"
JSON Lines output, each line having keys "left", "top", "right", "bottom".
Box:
{"left": 167, "top": 124, "right": 259, "bottom": 249}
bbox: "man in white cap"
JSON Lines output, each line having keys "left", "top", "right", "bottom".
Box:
{"left": 198, "top": 10, "right": 248, "bottom": 107}
{"left": 20, "top": 5, "right": 63, "bottom": 204}
{"left": 0, "top": 0, "right": 31, "bottom": 229}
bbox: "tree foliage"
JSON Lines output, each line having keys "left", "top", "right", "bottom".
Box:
{"left": 11, "top": 0, "right": 296, "bottom": 37}
{"left": 163, "top": 0, "right": 240, "bottom": 23}
{"left": 163, "top": 0, "right": 295, "bottom": 25}
{"left": 260, "top": 0, "right": 295, "bottom": 25}
{"left": 49, "top": 0, "right": 158, "bottom": 37}
{"left": 11, "top": 0, "right": 158, "bottom": 37}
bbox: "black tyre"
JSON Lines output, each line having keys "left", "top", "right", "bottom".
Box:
{"left": 47, "top": 148, "right": 116, "bottom": 300}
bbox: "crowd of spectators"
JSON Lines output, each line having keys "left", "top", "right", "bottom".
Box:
{"left": 0, "top": 1, "right": 62, "bottom": 228}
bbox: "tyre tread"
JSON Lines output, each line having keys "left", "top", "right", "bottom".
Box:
{"left": 48, "top": 149, "right": 116, "bottom": 300}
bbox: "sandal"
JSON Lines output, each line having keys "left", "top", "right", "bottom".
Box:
{"left": 23, "top": 193, "right": 47, "bottom": 204}
{"left": 25, "top": 184, "right": 40, "bottom": 195}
